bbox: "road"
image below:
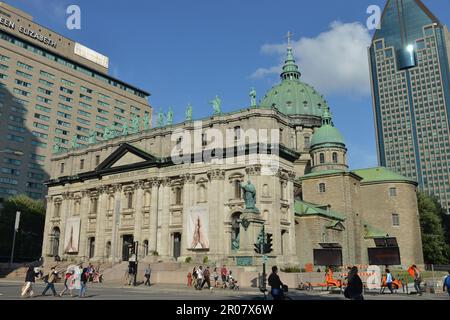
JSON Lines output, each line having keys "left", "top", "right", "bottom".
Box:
{"left": 0, "top": 280, "right": 448, "bottom": 300}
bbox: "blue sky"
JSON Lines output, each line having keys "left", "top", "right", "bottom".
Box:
{"left": 7, "top": 0, "right": 450, "bottom": 169}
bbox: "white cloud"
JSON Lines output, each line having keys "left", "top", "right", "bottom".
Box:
{"left": 252, "top": 21, "right": 372, "bottom": 96}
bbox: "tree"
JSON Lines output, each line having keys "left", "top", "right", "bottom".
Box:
{"left": 417, "top": 192, "right": 450, "bottom": 264}
{"left": 0, "top": 195, "right": 45, "bottom": 262}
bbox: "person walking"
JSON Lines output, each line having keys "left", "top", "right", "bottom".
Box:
{"left": 220, "top": 265, "right": 228, "bottom": 288}
{"left": 268, "top": 266, "right": 284, "bottom": 300}
{"left": 21, "top": 266, "right": 41, "bottom": 298}
{"left": 59, "top": 270, "right": 75, "bottom": 297}
{"left": 443, "top": 270, "right": 450, "bottom": 298}
{"left": 344, "top": 266, "right": 364, "bottom": 300}
{"left": 213, "top": 268, "right": 219, "bottom": 288}
{"left": 196, "top": 266, "right": 204, "bottom": 290}
{"left": 144, "top": 265, "right": 152, "bottom": 287}
{"left": 412, "top": 265, "right": 422, "bottom": 296}
{"left": 41, "top": 267, "right": 59, "bottom": 297}
{"left": 79, "top": 268, "right": 88, "bottom": 298}
{"left": 201, "top": 266, "right": 212, "bottom": 290}
{"left": 385, "top": 268, "right": 394, "bottom": 294}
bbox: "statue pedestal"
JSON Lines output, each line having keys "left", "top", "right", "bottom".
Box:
{"left": 236, "top": 210, "right": 264, "bottom": 260}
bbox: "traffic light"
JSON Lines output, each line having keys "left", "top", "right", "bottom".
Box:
{"left": 254, "top": 228, "right": 265, "bottom": 254}
{"left": 264, "top": 233, "right": 273, "bottom": 254}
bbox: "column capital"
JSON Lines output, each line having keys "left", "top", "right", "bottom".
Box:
{"left": 112, "top": 184, "right": 122, "bottom": 193}
{"left": 150, "top": 178, "right": 161, "bottom": 188}
{"left": 134, "top": 180, "right": 145, "bottom": 190}
{"left": 161, "top": 177, "right": 172, "bottom": 187}
{"left": 181, "top": 173, "right": 195, "bottom": 184}
{"left": 81, "top": 190, "right": 90, "bottom": 198}
{"left": 207, "top": 169, "right": 225, "bottom": 181}
{"left": 245, "top": 165, "right": 261, "bottom": 176}
{"left": 288, "top": 171, "right": 297, "bottom": 182}
{"left": 45, "top": 195, "right": 53, "bottom": 202}
{"left": 62, "top": 192, "right": 73, "bottom": 200}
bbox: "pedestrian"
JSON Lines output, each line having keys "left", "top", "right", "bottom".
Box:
{"left": 412, "top": 265, "right": 422, "bottom": 296}
{"left": 201, "top": 266, "right": 212, "bottom": 290}
{"left": 213, "top": 268, "right": 219, "bottom": 288}
{"left": 59, "top": 270, "right": 75, "bottom": 297}
{"left": 385, "top": 268, "right": 394, "bottom": 294}
{"left": 220, "top": 265, "right": 228, "bottom": 288}
{"left": 268, "top": 266, "right": 284, "bottom": 300}
{"left": 344, "top": 266, "right": 364, "bottom": 300}
{"left": 187, "top": 272, "right": 193, "bottom": 287}
{"left": 21, "top": 266, "right": 41, "bottom": 298}
{"left": 196, "top": 266, "right": 204, "bottom": 290}
{"left": 443, "top": 270, "right": 450, "bottom": 298}
{"left": 192, "top": 267, "right": 198, "bottom": 289}
{"left": 144, "top": 264, "right": 152, "bottom": 286}
{"left": 79, "top": 268, "right": 88, "bottom": 298}
{"left": 41, "top": 267, "right": 59, "bottom": 297}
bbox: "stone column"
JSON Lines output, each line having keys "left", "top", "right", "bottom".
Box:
{"left": 158, "top": 177, "right": 171, "bottom": 259}
{"left": 181, "top": 174, "right": 195, "bottom": 259}
{"left": 42, "top": 195, "right": 54, "bottom": 258}
{"left": 207, "top": 169, "right": 226, "bottom": 259}
{"left": 59, "top": 192, "right": 72, "bottom": 257}
{"left": 94, "top": 186, "right": 108, "bottom": 261}
{"left": 111, "top": 184, "right": 122, "bottom": 263}
{"left": 133, "top": 180, "right": 145, "bottom": 259}
{"left": 148, "top": 178, "right": 160, "bottom": 253}
{"left": 78, "top": 190, "right": 90, "bottom": 261}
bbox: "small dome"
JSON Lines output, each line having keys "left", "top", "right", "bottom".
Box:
{"left": 310, "top": 125, "right": 345, "bottom": 147}
{"left": 310, "top": 106, "right": 345, "bottom": 148}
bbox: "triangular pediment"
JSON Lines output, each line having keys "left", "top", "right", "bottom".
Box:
{"left": 96, "top": 143, "right": 157, "bottom": 171}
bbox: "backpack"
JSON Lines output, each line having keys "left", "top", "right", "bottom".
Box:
{"left": 445, "top": 276, "right": 450, "bottom": 288}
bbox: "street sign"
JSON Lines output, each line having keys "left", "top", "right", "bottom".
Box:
{"left": 14, "top": 211, "right": 20, "bottom": 231}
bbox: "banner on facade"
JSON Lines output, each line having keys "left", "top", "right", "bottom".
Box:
{"left": 187, "top": 206, "right": 209, "bottom": 250}
{"left": 64, "top": 217, "right": 81, "bottom": 253}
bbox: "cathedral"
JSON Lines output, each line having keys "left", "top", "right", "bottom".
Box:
{"left": 42, "top": 44, "right": 424, "bottom": 269}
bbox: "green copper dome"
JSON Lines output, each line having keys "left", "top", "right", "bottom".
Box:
{"left": 310, "top": 106, "right": 345, "bottom": 148}
{"left": 260, "top": 46, "right": 328, "bottom": 117}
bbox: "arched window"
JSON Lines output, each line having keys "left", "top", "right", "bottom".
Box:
{"left": 108, "top": 196, "right": 114, "bottom": 210}
{"left": 90, "top": 198, "right": 98, "bottom": 214}
{"left": 319, "top": 183, "right": 326, "bottom": 193}
{"left": 332, "top": 152, "right": 338, "bottom": 163}
{"left": 319, "top": 153, "right": 325, "bottom": 164}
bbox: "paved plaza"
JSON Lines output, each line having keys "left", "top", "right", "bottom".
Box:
{"left": 0, "top": 280, "right": 448, "bottom": 300}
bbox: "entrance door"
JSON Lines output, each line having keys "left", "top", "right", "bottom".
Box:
{"left": 51, "top": 228, "right": 60, "bottom": 257}
{"left": 173, "top": 233, "right": 181, "bottom": 260}
{"left": 122, "top": 235, "right": 134, "bottom": 261}
{"left": 88, "top": 237, "right": 95, "bottom": 259}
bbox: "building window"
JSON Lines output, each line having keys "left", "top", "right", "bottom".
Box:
{"left": 234, "top": 180, "right": 242, "bottom": 199}
{"left": 319, "top": 183, "right": 326, "bottom": 193}
{"left": 80, "top": 159, "right": 85, "bottom": 170}
{"left": 332, "top": 152, "right": 338, "bottom": 163}
{"left": 202, "top": 133, "right": 208, "bottom": 147}
{"left": 91, "top": 198, "right": 98, "bottom": 214}
{"left": 60, "top": 163, "right": 65, "bottom": 174}
{"left": 143, "top": 240, "right": 149, "bottom": 257}
{"left": 234, "top": 126, "right": 241, "bottom": 141}
{"left": 392, "top": 213, "right": 400, "bottom": 226}
{"left": 105, "top": 241, "right": 111, "bottom": 259}
{"left": 304, "top": 136, "right": 310, "bottom": 149}
{"left": 54, "top": 202, "right": 61, "bottom": 218}
{"left": 320, "top": 153, "right": 325, "bottom": 164}
{"left": 127, "top": 192, "right": 133, "bottom": 209}
{"left": 95, "top": 155, "right": 100, "bottom": 166}
{"left": 175, "top": 187, "right": 182, "bottom": 205}
{"left": 389, "top": 187, "right": 397, "bottom": 197}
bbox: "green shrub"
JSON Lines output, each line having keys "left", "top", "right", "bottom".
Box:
{"left": 281, "top": 266, "right": 301, "bottom": 273}
{"left": 203, "top": 256, "right": 209, "bottom": 264}
{"left": 185, "top": 257, "right": 192, "bottom": 263}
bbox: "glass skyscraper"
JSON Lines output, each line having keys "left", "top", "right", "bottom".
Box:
{"left": 369, "top": 0, "right": 450, "bottom": 213}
